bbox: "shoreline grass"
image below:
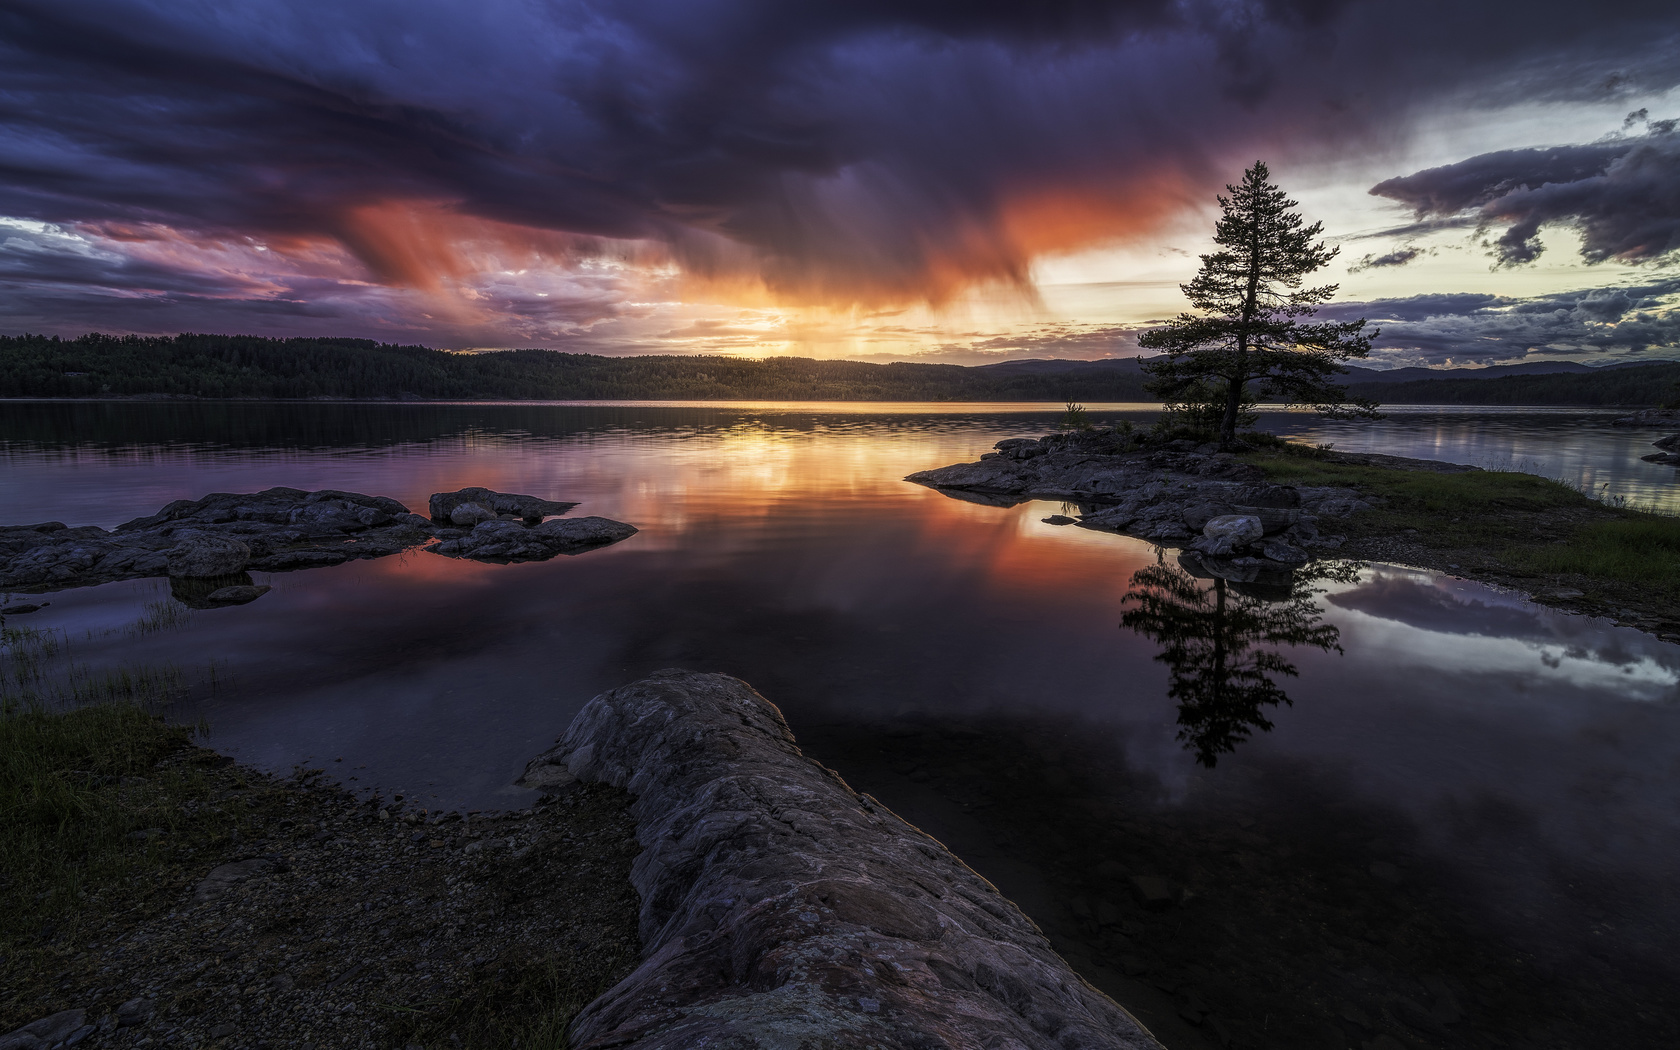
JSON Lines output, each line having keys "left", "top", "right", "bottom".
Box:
{"left": 1240, "top": 440, "right": 1680, "bottom": 630}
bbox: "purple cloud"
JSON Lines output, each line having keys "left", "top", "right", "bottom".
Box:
{"left": 1371, "top": 120, "right": 1680, "bottom": 266}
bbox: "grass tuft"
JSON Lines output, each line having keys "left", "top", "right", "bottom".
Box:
{"left": 1504, "top": 516, "right": 1680, "bottom": 594}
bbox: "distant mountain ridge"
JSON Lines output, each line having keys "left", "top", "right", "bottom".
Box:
{"left": 1, "top": 333, "right": 1676, "bottom": 406}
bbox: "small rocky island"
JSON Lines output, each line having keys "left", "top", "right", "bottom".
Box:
{"left": 906, "top": 428, "right": 1429, "bottom": 574}
{"left": 0, "top": 486, "right": 637, "bottom": 596}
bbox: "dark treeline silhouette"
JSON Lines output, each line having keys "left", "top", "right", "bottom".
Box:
{"left": 0, "top": 333, "right": 1155, "bottom": 402}
{"left": 1339, "top": 361, "right": 1680, "bottom": 407}
{"left": 3, "top": 332, "right": 1674, "bottom": 404}
{"left": 0, "top": 400, "right": 1059, "bottom": 451}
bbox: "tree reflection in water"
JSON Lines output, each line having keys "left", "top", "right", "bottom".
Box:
{"left": 1121, "top": 555, "right": 1356, "bottom": 766}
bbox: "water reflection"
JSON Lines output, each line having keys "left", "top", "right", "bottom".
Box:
{"left": 1121, "top": 555, "right": 1350, "bottom": 766}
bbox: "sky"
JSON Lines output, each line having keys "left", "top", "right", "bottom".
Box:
{"left": 1, "top": 0, "right": 1678, "bottom": 368}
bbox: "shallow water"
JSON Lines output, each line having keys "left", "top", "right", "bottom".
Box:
{"left": 3, "top": 400, "right": 1678, "bottom": 1046}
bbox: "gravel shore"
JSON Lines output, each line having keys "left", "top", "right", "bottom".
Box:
{"left": 1, "top": 746, "right": 641, "bottom": 1049}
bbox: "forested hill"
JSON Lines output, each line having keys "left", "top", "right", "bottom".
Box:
{"left": 1338, "top": 361, "right": 1680, "bottom": 407}
{"left": 1, "top": 332, "right": 1677, "bottom": 404}
{"left": 0, "top": 333, "right": 1155, "bottom": 401}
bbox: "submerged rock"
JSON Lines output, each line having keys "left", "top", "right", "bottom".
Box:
{"left": 531, "top": 669, "right": 1162, "bottom": 1050}
{"left": 166, "top": 533, "right": 251, "bottom": 578}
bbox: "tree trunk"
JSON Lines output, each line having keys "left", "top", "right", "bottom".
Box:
{"left": 1220, "top": 373, "right": 1243, "bottom": 448}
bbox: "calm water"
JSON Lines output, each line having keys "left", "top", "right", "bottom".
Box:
{"left": 3, "top": 400, "right": 1678, "bottom": 1047}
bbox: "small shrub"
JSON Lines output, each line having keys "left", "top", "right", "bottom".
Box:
{"left": 1061, "top": 401, "right": 1091, "bottom": 431}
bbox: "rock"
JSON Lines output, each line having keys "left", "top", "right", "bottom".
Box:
{"left": 203, "top": 584, "right": 270, "bottom": 605}
{"left": 1261, "top": 540, "right": 1310, "bottom": 565}
{"left": 0, "top": 1009, "right": 87, "bottom": 1050}
{"left": 115, "top": 998, "right": 153, "bottom": 1027}
{"left": 208, "top": 1023, "right": 238, "bottom": 1039}
{"left": 429, "top": 487, "right": 578, "bottom": 524}
{"left": 194, "top": 858, "right": 277, "bottom": 903}
{"left": 166, "top": 534, "right": 251, "bottom": 578}
{"left": 516, "top": 759, "right": 579, "bottom": 790}
{"left": 1612, "top": 408, "right": 1680, "bottom": 427}
{"left": 1655, "top": 433, "right": 1680, "bottom": 450}
{"left": 1179, "top": 501, "right": 1230, "bottom": 531}
{"left": 535, "top": 670, "right": 1163, "bottom": 1050}
{"left": 1, "top": 485, "right": 636, "bottom": 591}
{"left": 0, "top": 602, "right": 45, "bottom": 615}
{"left": 431, "top": 516, "right": 637, "bottom": 563}
{"left": 908, "top": 431, "right": 1345, "bottom": 560}
{"left": 1195, "top": 514, "right": 1264, "bottom": 556}
{"left": 449, "top": 502, "right": 497, "bottom": 526}
{"left": 1042, "top": 514, "right": 1077, "bottom": 525}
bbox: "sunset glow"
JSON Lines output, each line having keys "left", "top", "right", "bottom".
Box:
{"left": 0, "top": 2, "right": 1676, "bottom": 365}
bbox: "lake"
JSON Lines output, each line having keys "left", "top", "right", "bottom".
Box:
{"left": 3, "top": 399, "right": 1678, "bottom": 1049}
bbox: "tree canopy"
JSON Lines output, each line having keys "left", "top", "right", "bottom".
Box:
{"left": 1139, "top": 161, "right": 1377, "bottom": 445}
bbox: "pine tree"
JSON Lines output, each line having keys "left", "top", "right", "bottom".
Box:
{"left": 1139, "top": 161, "right": 1378, "bottom": 447}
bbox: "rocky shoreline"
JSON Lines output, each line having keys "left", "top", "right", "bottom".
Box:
{"left": 0, "top": 486, "right": 637, "bottom": 596}
{"left": 5, "top": 671, "right": 1166, "bottom": 1050}
{"left": 905, "top": 429, "right": 1434, "bottom": 578}
{"left": 0, "top": 747, "right": 643, "bottom": 1050}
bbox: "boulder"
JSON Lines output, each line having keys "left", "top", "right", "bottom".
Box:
{"left": 0, "top": 1009, "right": 89, "bottom": 1050}
{"left": 428, "top": 487, "right": 578, "bottom": 524}
{"left": 1262, "top": 540, "right": 1310, "bottom": 565}
{"left": 166, "top": 534, "right": 250, "bottom": 578}
{"left": 1195, "top": 514, "right": 1264, "bottom": 556}
{"left": 530, "top": 671, "right": 1162, "bottom": 1050}
{"left": 449, "top": 502, "right": 497, "bottom": 526}
{"left": 193, "top": 857, "right": 277, "bottom": 903}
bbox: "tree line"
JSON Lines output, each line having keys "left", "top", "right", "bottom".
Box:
{"left": 0, "top": 331, "right": 1673, "bottom": 405}
{"left": 0, "top": 333, "right": 1155, "bottom": 402}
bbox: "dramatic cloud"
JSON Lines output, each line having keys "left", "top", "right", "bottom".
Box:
{"left": 1348, "top": 245, "right": 1427, "bottom": 271}
{"left": 1, "top": 0, "right": 1678, "bottom": 340}
{"left": 1316, "top": 278, "right": 1680, "bottom": 365}
{"left": 1372, "top": 119, "right": 1680, "bottom": 266}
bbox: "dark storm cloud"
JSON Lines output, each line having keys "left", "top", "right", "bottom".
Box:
{"left": 1315, "top": 278, "right": 1680, "bottom": 363}
{"left": 1, "top": 0, "right": 1679, "bottom": 331}
{"left": 1348, "top": 245, "right": 1426, "bottom": 271}
{"left": 1371, "top": 121, "right": 1680, "bottom": 266}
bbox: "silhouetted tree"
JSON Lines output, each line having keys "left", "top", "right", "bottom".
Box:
{"left": 1139, "top": 161, "right": 1378, "bottom": 447}
{"left": 1120, "top": 558, "right": 1347, "bottom": 766}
